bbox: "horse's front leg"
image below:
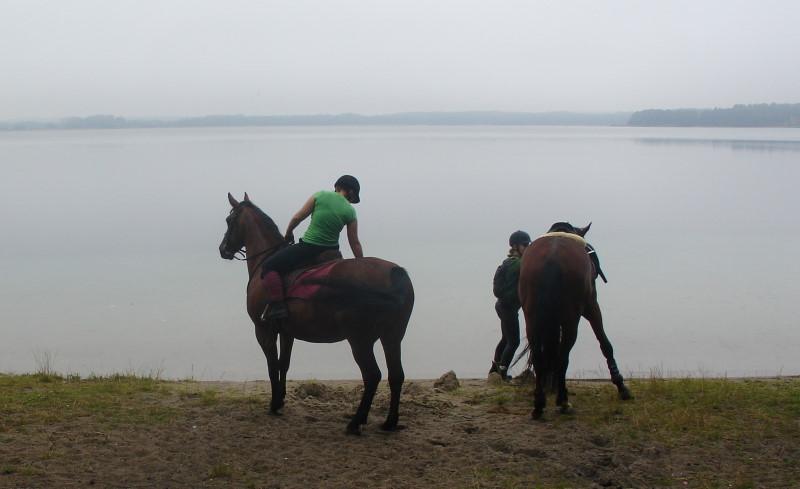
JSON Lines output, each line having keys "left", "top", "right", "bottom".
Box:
{"left": 255, "top": 323, "right": 283, "bottom": 414}
{"left": 583, "top": 299, "right": 633, "bottom": 400}
{"left": 277, "top": 333, "right": 295, "bottom": 410}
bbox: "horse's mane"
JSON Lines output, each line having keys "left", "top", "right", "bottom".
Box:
{"left": 239, "top": 201, "right": 282, "bottom": 238}
{"left": 547, "top": 222, "right": 577, "bottom": 234}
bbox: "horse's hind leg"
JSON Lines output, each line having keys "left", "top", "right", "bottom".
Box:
{"left": 347, "top": 339, "right": 382, "bottom": 435}
{"left": 556, "top": 319, "right": 579, "bottom": 413}
{"left": 526, "top": 314, "right": 547, "bottom": 420}
{"left": 379, "top": 337, "right": 404, "bottom": 431}
{"left": 583, "top": 299, "right": 633, "bottom": 400}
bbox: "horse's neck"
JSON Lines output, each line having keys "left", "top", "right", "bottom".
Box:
{"left": 241, "top": 210, "right": 283, "bottom": 276}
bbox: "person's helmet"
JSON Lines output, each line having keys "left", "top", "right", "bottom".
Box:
{"left": 509, "top": 230, "right": 531, "bottom": 247}
{"left": 335, "top": 175, "right": 360, "bottom": 203}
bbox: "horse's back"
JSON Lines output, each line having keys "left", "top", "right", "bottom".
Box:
{"left": 520, "top": 236, "right": 593, "bottom": 316}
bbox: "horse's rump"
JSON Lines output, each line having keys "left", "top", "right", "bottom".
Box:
{"left": 288, "top": 258, "right": 412, "bottom": 308}
{"left": 521, "top": 236, "right": 593, "bottom": 373}
{"left": 523, "top": 236, "right": 594, "bottom": 308}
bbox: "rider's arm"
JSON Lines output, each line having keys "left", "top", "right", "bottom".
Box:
{"left": 284, "top": 195, "right": 315, "bottom": 242}
{"left": 346, "top": 220, "right": 363, "bottom": 258}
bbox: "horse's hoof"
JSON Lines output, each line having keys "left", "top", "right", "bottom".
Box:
{"left": 618, "top": 386, "right": 634, "bottom": 401}
{"left": 268, "top": 409, "right": 283, "bottom": 416}
{"left": 559, "top": 403, "right": 575, "bottom": 415}
{"left": 380, "top": 421, "right": 406, "bottom": 432}
{"left": 269, "top": 399, "right": 285, "bottom": 413}
{"left": 531, "top": 409, "right": 544, "bottom": 420}
{"left": 346, "top": 423, "right": 362, "bottom": 436}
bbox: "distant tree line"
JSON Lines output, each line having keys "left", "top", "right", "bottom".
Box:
{"left": 4, "top": 105, "right": 798, "bottom": 130}
{"left": 628, "top": 103, "right": 800, "bottom": 127}
{"left": 0, "top": 111, "right": 631, "bottom": 131}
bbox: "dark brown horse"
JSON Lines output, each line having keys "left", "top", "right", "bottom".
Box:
{"left": 519, "top": 222, "right": 631, "bottom": 420}
{"left": 219, "top": 193, "right": 414, "bottom": 434}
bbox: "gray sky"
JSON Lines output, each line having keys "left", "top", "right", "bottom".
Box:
{"left": 2, "top": 0, "right": 799, "bottom": 119}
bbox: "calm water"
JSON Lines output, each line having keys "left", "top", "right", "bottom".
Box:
{"left": 1, "top": 126, "right": 799, "bottom": 380}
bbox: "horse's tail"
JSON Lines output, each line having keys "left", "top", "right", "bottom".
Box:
{"left": 533, "top": 260, "right": 562, "bottom": 392}
{"left": 312, "top": 266, "right": 413, "bottom": 308}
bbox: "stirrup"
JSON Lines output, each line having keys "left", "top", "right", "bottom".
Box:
{"left": 260, "top": 302, "right": 288, "bottom": 321}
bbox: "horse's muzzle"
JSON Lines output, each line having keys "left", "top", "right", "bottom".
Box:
{"left": 219, "top": 242, "right": 235, "bottom": 260}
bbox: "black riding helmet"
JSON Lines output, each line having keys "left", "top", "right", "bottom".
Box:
{"left": 509, "top": 230, "right": 531, "bottom": 247}
{"left": 335, "top": 175, "right": 360, "bottom": 204}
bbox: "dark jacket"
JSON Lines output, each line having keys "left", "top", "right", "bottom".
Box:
{"left": 493, "top": 254, "right": 521, "bottom": 309}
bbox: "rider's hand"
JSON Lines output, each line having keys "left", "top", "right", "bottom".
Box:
{"left": 284, "top": 231, "right": 295, "bottom": 244}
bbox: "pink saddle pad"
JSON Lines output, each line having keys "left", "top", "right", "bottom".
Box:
{"left": 285, "top": 260, "right": 340, "bottom": 300}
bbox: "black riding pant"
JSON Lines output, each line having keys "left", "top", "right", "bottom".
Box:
{"left": 493, "top": 300, "right": 521, "bottom": 369}
{"left": 261, "top": 240, "right": 339, "bottom": 276}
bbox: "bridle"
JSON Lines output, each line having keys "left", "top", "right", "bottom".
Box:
{"left": 225, "top": 205, "right": 289, "bottom": 291}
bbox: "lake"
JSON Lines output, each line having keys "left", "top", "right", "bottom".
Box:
{"left": 1, "top": 126, "right": 798, "bottom": 380}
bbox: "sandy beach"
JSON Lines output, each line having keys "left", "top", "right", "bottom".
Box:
{"left": 2, "top": 374, "right": 799, "bottom": 488}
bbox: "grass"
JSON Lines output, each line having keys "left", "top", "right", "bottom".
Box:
{"left": 0, "top": 372, "right": 177, "bottom": 430}
{"left": 578, "top": 377, "right": 800, "bottom": 445}
{"left": 467, "top": 376, "right": 800, "bottom": 488}
{"left": 1, "top": 372, "right": 798, "bottom": 487}
{"left": 207, "top": 463, "right": 234, "bottom": 480}
{"left": 468, "top": 376, "right": 800, "bottom": 441}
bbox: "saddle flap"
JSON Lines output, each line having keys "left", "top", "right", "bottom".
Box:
{"left": 285, "top": 260, "right": 340, "bottom": 300}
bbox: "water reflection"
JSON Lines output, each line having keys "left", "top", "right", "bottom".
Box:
{"left": 634, "top": 137, "right": 800, "bottom": 152}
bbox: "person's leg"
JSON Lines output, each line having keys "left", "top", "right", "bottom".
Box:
{"left": 261, "top": 243, "right": 325, "bottom": 320}
{"left": 490, "top": 302, "right": 506, "bottom": 375}
{"left": 498, "top": 304, "right": 521, "bottom": 379}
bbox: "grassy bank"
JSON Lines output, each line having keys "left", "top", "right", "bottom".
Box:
{"left": 1, "top": 373, "right": 798, "bottom": 488}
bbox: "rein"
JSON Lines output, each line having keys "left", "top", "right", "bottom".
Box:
{"left": 237, "top": 242, "right": 289, "bottom": 293}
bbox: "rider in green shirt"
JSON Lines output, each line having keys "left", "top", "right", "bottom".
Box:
{"left": 260, "top": 175, "right": 363, "bottom": 320}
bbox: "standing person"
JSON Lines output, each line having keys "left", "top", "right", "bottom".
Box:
{"left": 260, "top": 175, "right": 363, "bottom": 320}
{"left": 489, "top": 230, "right": 531, "bottom": 380}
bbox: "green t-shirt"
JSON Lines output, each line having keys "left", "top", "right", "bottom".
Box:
{"left": 302, "top": 190, "right": 357, "bottom": 247}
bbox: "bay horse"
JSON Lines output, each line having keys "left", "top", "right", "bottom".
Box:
{"left": 519, "top": 222, "right": 631, "bottom": 420}
{"left": 218, "top": 193, "right": 414, "bottom": 435}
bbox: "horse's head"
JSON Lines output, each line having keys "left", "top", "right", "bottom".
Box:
{"left": 219, "top": 192, "right": 251, "bottom": 260}
{"left": 547, "top": 221, "right": 592, "bottom": 237}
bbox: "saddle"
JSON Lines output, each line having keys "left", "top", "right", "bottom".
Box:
{"left": 283, "top": 249, "right": 343, "bottom": 300}
{"left": 284, "top": 260, "right": 340, "bottom": 300}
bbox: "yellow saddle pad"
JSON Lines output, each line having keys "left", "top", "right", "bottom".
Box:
{"left": 538, "top": 231, "right": 586, "bottom": 245}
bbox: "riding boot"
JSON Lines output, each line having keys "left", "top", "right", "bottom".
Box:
{"left": 260, "top": 271, "right": 288, "bottom": 321}
{"left": 498, "top": 365, "right": 511, "bottom": 381}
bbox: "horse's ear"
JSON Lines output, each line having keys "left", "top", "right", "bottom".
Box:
{"left": 228, "top": 193, "right": 239, "bottom": 207}
{"left": 577, "top": 222, "right": 592, "bottom": 237}
{"left": 243, "top": 192, "right": 251, "bottom": 202}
